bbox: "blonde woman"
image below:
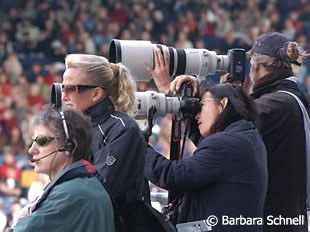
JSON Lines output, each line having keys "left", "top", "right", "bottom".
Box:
{"left": 61, "top": 54, "right": 149, "bottom": 222}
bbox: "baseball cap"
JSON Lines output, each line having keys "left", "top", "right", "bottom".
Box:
{"left": 247, "top": 32, "right": 290, "bottom": 60}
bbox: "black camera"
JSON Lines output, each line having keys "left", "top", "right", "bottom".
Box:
{"left": 227, "top": 48, "right": 246, "bottom": 84}
{"left": 178, "top": 82, "right": 200, "bottom": 119}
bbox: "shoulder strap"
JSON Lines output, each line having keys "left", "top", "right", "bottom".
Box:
{"left": 278, "top": 90, "right": 310, "bottom": 207}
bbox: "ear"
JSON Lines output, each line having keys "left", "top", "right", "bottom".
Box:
{"left": 220, "top": 97, "right": 229, "bottom": 112}
{"left": 92, "top": 87, "right": 106, "bottom": 102}
{"left": 254, "top": 62, "right": 261, "bottom": 72}
{"left": 70, "top": 140, "right": 77, "bottom": 155}
{"left": 64, "top": 139, "right": 77, "bottom": 158}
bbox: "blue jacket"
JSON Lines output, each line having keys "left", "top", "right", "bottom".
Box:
{"left": 145, "top": 119, "right": 268, "bottom": 232}
{"left": 12, "top": 160, "right": 115, "bottom": 232}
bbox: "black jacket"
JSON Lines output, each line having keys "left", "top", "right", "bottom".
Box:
{"left": 252, "top": 72, "right": 309, "bottom": 232}
{"left": 145, "top": 120, "right": 268, "bottom": 232}
{"left": 85, "top": 98, "right": 149, "bottom": 205}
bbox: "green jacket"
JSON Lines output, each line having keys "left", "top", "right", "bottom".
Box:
{"left": 12, "top": 160, "right": 115, "bottom": 232}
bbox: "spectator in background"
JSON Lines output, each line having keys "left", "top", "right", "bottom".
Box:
{"left": 27, "top": 83, "right": 46, "bottom": 110}
{"left": 0, "top": 149, "right": 21, "bottom": 215}
{"left": 0, "top": 73, "right": 12, "bottom": 105}
{"left": 2, "top": 53, "right": 22, "bottom": 85}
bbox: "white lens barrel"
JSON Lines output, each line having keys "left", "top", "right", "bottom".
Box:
{"left": 134, "top": 91, "right": 180, "bottom": 120}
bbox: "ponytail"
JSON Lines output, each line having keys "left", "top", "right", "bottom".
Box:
{"left": 110, "top": 63, "right": 136, "bottom": 114}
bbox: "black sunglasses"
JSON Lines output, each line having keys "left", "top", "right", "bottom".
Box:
{"left": 32, "top": 135, "right": 60, "bottom": 146}
{"left": 61, "top": 84, "right": 100, "bottom": 93}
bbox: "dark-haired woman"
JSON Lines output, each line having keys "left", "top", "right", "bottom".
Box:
{"left": 145, "top": 83, "right": 268, "bottom": 232}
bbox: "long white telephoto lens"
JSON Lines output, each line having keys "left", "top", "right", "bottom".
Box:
{"left": 109, "top": 39, "right": 230, "bottom": 82}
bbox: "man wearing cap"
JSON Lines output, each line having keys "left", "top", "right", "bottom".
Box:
{"left": 248, "top": 32, "right": 309, "bottom": 232}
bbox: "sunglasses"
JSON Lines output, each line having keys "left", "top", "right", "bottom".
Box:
{"left": 32, "top": 135, "right": 60, "bottom": 146}
{"left": 61, "top": 84, "right": 99, "bottom": 94}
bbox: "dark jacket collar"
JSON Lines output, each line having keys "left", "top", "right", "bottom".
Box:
{"left": 250, "top": 69, "right": 310, "bottom": 110}
{"left": 251, "top": 69, "right": 296, "bottom": 99}
{"left": 224, "top": 119, "right": 255, "bottom": 133}
{"left": 84, "top": 97, "right": 115, "bottom": 125}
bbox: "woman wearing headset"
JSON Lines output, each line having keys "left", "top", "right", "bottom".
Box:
{"left": 9, "top": 107, "right": 115, "bottom": 232}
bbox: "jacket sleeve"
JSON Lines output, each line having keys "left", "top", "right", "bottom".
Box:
{"left": 93, "top": 124, "right": 146, "bottom": 199}
{"left": 144, "top": 138, "right": 226, "bottom": 192}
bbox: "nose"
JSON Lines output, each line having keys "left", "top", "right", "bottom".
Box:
{"left": 28, "top": 142, "right": 36, "bottom": 156}
{"left": 195, "top": 112, "right": 200, "bottom": 121}
{"left": 61, "top": 89, "right": 68, "bottom": 101}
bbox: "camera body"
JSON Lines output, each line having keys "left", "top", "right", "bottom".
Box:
{"left": 227, "top": 48, "right": 246, "bottom": 84}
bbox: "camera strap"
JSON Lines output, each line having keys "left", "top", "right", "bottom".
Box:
{"left": 278, "top": 90, "right": 310, "bottom": 208}
{"left": 170, "top": 115, "right": 181, "bottom": 161}
{"left": 168, "top": 116, "right": 191, "bottom": 223}
{"left": 167, "top": 115, "right": 182, "bottom": 222}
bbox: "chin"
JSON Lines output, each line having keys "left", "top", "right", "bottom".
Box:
{"left": 199, "top": 129, "right": 207, "bottom": 137}
{"left": 200, "top": 129, "right": 212, "bottom": 137}
{"left": 33, "top": 165, "right": 41, "bottom": 174}
{"left": 65, "top": 104, "right": 77, "bottom": 110}
{"left": 34, "top": 165, "right": 46, "bottom": 175}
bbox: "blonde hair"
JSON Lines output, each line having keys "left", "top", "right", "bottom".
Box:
{"left": 65, "top": 54, "right": 136, "bottom": 114}
{"left": 251, "top": 42, "right": 306, "bottom": 71}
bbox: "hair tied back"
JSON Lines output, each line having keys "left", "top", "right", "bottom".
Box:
{"left": 110, "top": 63, "right": 120, "bottom": 77}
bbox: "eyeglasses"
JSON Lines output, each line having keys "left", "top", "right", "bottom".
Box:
{"left": 61, "top": 84, "right": 100, "bottom": 94}
{"left": 200, "top": 98, "right": 218, "bottom": 106}
{"left": 32, "top": 135, "right": 60, "bottom": 146}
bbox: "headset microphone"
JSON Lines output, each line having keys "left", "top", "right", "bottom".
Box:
{"left": 30, "top": 149, "right": 60, "bottom": 163}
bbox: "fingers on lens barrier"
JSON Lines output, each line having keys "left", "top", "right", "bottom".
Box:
{"left": 142, "top": 61, "right": 152, "bottom": 72}
{"left": 158, "top": 51, "right": 164, "bottom": 67}
{"left": 163, "top": 51, "right": 169, "bottom": 66}
{"left": 157, "top": 49, "right": 163, "bottom": 67}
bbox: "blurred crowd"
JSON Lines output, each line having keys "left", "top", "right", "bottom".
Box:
{"left": 0, "top": 0, "right": 309, "bottom": 230}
